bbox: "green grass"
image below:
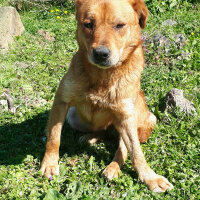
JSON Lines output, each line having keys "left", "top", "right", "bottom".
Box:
{"left": 0, "top": 1, "right": 200, "bottom": 199}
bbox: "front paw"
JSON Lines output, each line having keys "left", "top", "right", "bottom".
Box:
{"left": 142, "top": 173, "right": 174, "bottom": 193}
{"left": 102, "top": 162, "right": 120, "bottom": 180}
{"left": 40, "top": 153, "right": 59, "bottom": 179}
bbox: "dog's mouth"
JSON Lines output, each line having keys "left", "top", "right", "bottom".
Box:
{"left": 88, "top": 46, "right": 119, "bottom": 69}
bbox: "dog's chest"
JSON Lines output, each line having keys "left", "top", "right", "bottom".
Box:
{"left": 73, "top": 90, "right": 114, "bottom": 130}
{"left": 75, "top": 99, "right": 113, "bottom": 131}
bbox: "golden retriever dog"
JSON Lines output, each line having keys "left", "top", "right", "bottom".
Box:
{"left": 41, "top": 0, "right": 174, "bottom": 192}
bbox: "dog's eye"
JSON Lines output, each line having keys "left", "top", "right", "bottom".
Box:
{"left": 115, "top": 24, "right": 126, "bottom": 30}
{"left": 84, "top": 22, "right": 94, "bottom": 30}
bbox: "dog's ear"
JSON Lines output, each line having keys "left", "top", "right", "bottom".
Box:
{"left": 76, "top": 0, "right": 82, "bottom": 7}
{"left": 131, "top": 0, "right": 148, "bottom": 28}
{"left": 75, "top": 0, "right": 83, "bottom": 20}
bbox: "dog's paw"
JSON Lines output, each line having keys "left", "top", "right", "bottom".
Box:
{"left": 102, "top": 162, "right": 120, "bottom": 180}
{"left": 149, "top": 112, "right": 157, "bottom": 126}
{"left": 143, "top": 174, "right": 174, "bottom": 193}
{"left": 40, "top": 164, "right": 59, "bottom": 179}
{"left": 40, "top": 154, "right": 59, "bottom": 179}
{"left": 79, "top": 134, "right": 99, "bottom": 144}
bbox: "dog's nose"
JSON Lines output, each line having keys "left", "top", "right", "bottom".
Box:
{"left": 93, "top": 46, "right": 111, "bottom": 62}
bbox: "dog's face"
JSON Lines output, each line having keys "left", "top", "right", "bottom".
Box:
{"left": 76, "top": 0, "right": 148, "bottom": 68}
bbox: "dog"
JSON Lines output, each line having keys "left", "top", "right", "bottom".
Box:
{"left": 41, "top": 0, "right": 174, "bottom": 193}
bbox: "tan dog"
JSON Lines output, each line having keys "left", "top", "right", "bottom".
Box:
{"left": 41, "top": 0, "right": 174, "bottom": 192}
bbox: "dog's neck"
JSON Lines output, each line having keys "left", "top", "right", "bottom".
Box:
{"left": 79, "top": 44, "right": 144, "bottom": 89}
{"left": 76, "top": 44, "right": 145, "bottom": 104}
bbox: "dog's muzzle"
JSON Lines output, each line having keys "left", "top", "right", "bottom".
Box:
{"left": 92, "top": 46, "right": 111, "bottom": 67}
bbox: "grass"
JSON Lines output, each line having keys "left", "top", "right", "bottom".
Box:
{"left": 0, "top": 0, "right": 200, "bottom": 199}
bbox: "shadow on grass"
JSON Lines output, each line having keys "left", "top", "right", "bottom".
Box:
{"left": 0, "top": 111, "right": 120, "bottom": 169}
{"left": 0, "top": 111, "right": 49, "bottom": 165}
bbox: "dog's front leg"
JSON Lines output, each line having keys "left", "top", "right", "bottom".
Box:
{"left": 40, "top": 95, "right": 69, "bottom": 178}
{"left": 102, "top": 136, "right": 127, "bottom": 180}
{"left": 114, "top": 116, "right": 173, "bottom": 193}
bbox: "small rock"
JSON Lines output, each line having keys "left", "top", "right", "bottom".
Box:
{"left": 1, "top": 90, "right": 20, "bottom": 114}
{"left": 174, "top": 33, "right": 187, "bottom": 48}
{"left": 159, "top": 37, "right": 171, "bottom": 47}
{"left": 0, "top": 100, "right": 7, "bottom": 106}
{"left": 38, "top": 29, "right": 55, "bottom": 42}
{"left": 14, "top": 61, "right": 29, "bottom": 68}
{"left": 152, "top": 35, "right": 171, "bottom": 47}
{"left": 177, "top": 52, "right": 191, "bottom": 60}
{"left": 152, "top": 34, "right": 163, "bottom": 43}
{"left": 175, "top": 34, "right": 186, "bottom": 44}
{"left": 33, "top": 98, "right": 47, "bottom": 107}
{"left": 0, "top": 7, "right": 25, "bottom": 51}
{"left": 165, "top": 88, "right": 196, "bottom": 115}
{"left": 141, "top": 33, "right": 150, "bottom": 42}
{"left": 0, "top": 99, "right": 9, "bottom": 112}
{"left": 181, "top": 52, "right": 191, "bottom": 59}
{"left": 162, "top": 19, "right": 177, "bottom": 26}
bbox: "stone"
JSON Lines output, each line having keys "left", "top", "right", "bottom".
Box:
{"left": 177, "top": 52, "right": 191, "bottom": 60}
{"left": 152, "top": 34, "right": 171, "bottom": 47}
{"left": 175, "top": 33, "right": 186, "bottom": 44}
{"left": 162, "top": 19, "right": 177, "bottom": 26}
{"left": 0, "top": 100, "right": 8, "bottom": 112}
{"left": 0, "top": 100, "right": 7, "bottom": 106}
{"left": 0, "top": 6, "right": 25, "bottom": 50}
{"left": 1, "top": 90, "right": 19, "bottom": 114}
{"left": 174, "top": 33, "right": 187, "bottom": 49}
{"left": 38, "top": 29, "right": 55, "bottom": 42}
{"left": 165, "top": 88, "right": 196, "bottom": 115}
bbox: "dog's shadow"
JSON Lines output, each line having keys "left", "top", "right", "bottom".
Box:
{"left": 0, "top": 111, "right": 49, "bottom": 165}
{"left": 0, "top": 111, "right": 137, "bottom": 179}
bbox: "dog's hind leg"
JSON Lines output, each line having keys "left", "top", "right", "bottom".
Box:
{"left": 67, "top": 107, "right": 105, "bottom": 144}
{"left": 102, "top": 137, "right": 127, "bottom": 180}
{"left": 138, "top": 111, "right": 157, "bottom": 143}
{"left": 79, "top": 126, "right": 119, "bottom": 144}
{"left": 136, "top": 91, "right": 157, "bottom": 143}
{"left": 79, "top": 132, "right": 103, "bottom": 144}
{"left": 67, "top": 106, "right": 91, "bottom": 132}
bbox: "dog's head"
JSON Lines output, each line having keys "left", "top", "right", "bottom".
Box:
{"left": 76, "top": 0, "right": 148, "bottom": 69}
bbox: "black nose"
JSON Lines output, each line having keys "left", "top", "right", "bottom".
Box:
{"left": 93, "top": 46, "right": 111, "bottom": 62}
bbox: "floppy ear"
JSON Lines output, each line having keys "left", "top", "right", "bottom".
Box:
{"left": 76, "top": 0, "right": 82, "bottom": 8}
{"left": 75, "top": 0, "right": 83, "bottom": 20}
{"left": 131, "top": 0, "right": 149, "bottom": 28}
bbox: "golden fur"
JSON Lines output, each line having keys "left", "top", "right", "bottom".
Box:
{"left": 41, "top": 0, "right": 173, "bottom": 192}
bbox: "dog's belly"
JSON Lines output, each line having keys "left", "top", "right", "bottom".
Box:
{"left": 75, "top": 102, "right": 113, "bottom": 131}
